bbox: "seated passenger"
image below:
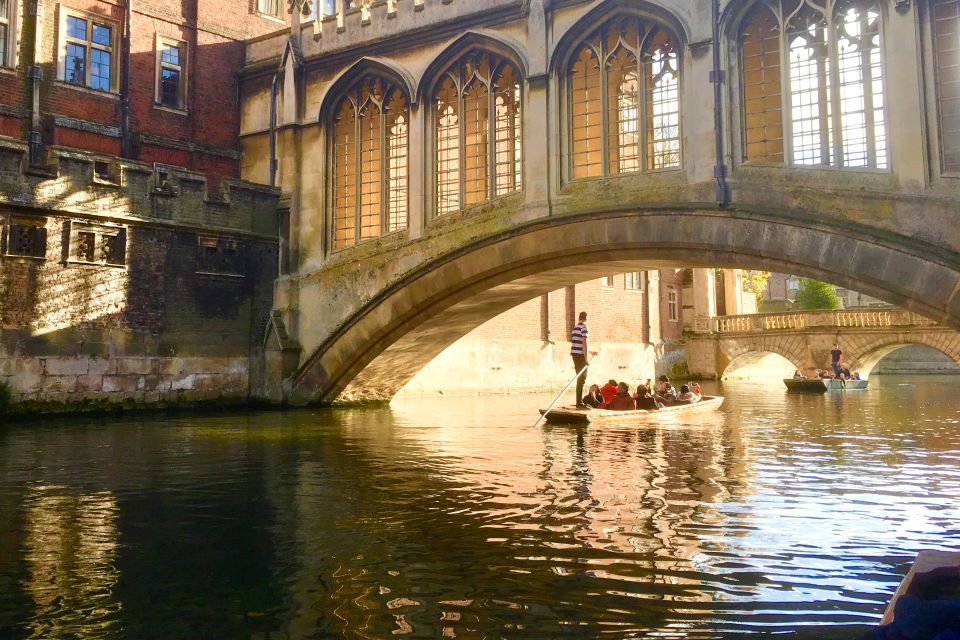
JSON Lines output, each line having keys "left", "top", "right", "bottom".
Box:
{"left": 605, "top": 382, "right": 636, "bottom": 411}
{"left": 633, "top": 385, "right": 661, "bottom": 411}
{"left": 677, "top": 384, "right": 700, "bottom": 404}
{"left": 600, "top": 379, "right": 618, "bottom": 405}
{"left": 840, "top": 363, "right": 852, "bottom": 379}
{"left": 852, "top": 371, "right": 861, "bottom": 380}
{"left": 582, "top": 384, "right": 605, "bottom": 408}
{"left": 793, "top": 369, "right": 804, "bottom": 379}
{"left": 692, "top": 382, "right": 703, "bottom": 398}
{"left": 654, "top": 375, "right": 678, "bottom": 403}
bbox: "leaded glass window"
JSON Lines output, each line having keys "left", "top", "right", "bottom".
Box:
{"left": 62, "top": 13, "right": 116, "bottom": 92}
{"left": 738, "top": 0, "right": 886, "bottom": 169}
{"left": 332, "top": 77, "right": 409, "bottom": 250}
{"left": 434, "top": 51, "right": 522, "bottom": 215}
{"left": 568, "top": 16, "right": 681, "bottom": 180}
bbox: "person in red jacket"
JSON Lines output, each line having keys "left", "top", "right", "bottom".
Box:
{"left": 605, "top": 382, "right": 636, "bottom": 411}
{"left": 600, "top": 379, "right": 618, "bottom": 405}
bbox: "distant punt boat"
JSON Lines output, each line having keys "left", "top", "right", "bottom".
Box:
{"left": 783, "top": 378, "right": 869, "bottom": 392}
{"left": 539, "top": 396, "right": 724, "bottom": 425}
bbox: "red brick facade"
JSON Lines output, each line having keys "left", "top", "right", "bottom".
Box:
{"left": 0, "top": 0, "right": 289, "bottom": 186}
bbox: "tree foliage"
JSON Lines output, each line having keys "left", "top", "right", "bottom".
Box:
{"left": 794, "top": 278, "right": 841, "bottom": 310}
{"left": 743, "top": 270, "right": 771, "bottom": 298}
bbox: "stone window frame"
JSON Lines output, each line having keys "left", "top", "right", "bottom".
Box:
{"left": 667, "top": 287, "right": 678, "bottom": 322}
{"left": 0, "top": 0, "right": 18, "bottom": 69}
{"left": 64, "top": 220, "right": 127, "bottom": 268}
{"left": 733, "top": 0, "right": 890, "bottom": 171}
{"left": 1, "top": 216, "right": 48, "bottom": 260}
{"left": 560, "top": 13, "right": 684, "bottom": 184}
{"left": 56, "top": 6, "right": 121, "bottom": 94}
{"left": 154, "top": 34, "right": 189, "bottom": 113}
{"left": 257, "top": 0, "right": 284, "bottom": 21}
{"left": 196, "top": 235, "right": 245, "bottom": 278}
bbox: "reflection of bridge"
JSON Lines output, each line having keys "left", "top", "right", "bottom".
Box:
{"left": 685, "top": 310, "right": 960, "bottom": 379}
{"left": 242, "top": 1, "right": 960, "bottom": 403}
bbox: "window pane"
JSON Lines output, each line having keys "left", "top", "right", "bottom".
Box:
{"left": 935, "top": 0, "right": 960, "bottom": 172}
{"left": 160, "top": 68, "right": 180, "bottom": 107}
{"left": 162, "top": 44, "right": 180, "bottom": 66}
{"left": 0, "top": 24, "right": 7, "bottom": 68}
{"left": 67, "top": 16, "right": 87, "bottom": 40}
{"left": 788, "top": 7, "right": 832, "bottom": 165}
{"left": 741, "top": 6, "right": 784, "bottom": 162}
{"left": 386, "top": 92, "right": 408, "bottom": 232}
{"left": 462, "top": 76, "right": 489, "bottom": 206}
{"left": 90, "top": 48, "right": 111, "bottom": 90}
{"left": 607, "top": 48, "right": 640, "bottom": 174}
{"left": 436, "top": 77, "right": 460, "bottom": 215}
{"left": 333, "top": 100, "right": 357, "bottom": 249}
{"left": 92, "top": 23, "right": 111, "bottom": 46}
{"left": 494, "top": 64, "right": 522, "bottom": 196}
{"left": 66, "top": 43, "right": 86, "bottom": 85}
{"left": 570, "top": 46, "right": 602, "bottom": 178}
{"left": 358, "top": 94, "right": 382, "bottom": 241}
{"left": 645, "top": 30, "right": 680, "bottom": 169}
{"left": 835, "top": 2, "right": 886, "bottom": 168}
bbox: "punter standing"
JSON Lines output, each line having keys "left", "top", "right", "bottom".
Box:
{"left": 571, "top": 311, "right": 591, "bottom": 408}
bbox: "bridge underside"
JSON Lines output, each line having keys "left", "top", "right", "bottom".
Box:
{"left": 289, "top": 209, "right": 960, "bottom": 404}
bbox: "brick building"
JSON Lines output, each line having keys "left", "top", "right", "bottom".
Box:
{"left": 0, "top": 0, "right": 287, "bottom": 411}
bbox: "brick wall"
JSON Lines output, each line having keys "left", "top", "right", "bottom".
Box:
{"left": 2, "top": 0, "right": 288, "bottom": 187}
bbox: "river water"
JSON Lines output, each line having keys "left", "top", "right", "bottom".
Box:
{"left": 0, "top": 376, "right": 958, "bottom": 639}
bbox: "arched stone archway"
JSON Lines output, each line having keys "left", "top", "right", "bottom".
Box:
{"left": 848, "top": 336, "right": 960, "bottom": 378}
{"left": 288, "top": 208, "right": 960, "bottom": 404}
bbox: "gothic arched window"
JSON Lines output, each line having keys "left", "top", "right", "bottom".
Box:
{"left": 332, "top": 76, "right": 409, "bottom": 250}
{"left": 434, "top": 52, "right": 522, "bottom": 216}
{"left": 739, "top": 0, "right": 886, "bottom": 169}
{"left": 933, "top": 0, "right": 960, "bottom": 173}
{"left": 568, "top": 17, "right": 681, "bottom": 180}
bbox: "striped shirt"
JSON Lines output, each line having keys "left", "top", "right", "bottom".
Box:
{"left": 570, "top": 322, "right": 589, "bottom": 355}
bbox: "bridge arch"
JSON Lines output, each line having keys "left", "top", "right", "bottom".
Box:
{"left": 848, "top": 336, "right": 960, "bottom": 378}
{"left": 716, "top": 336, "right": 808, "bottom": 379}
{"left": 290, "top": 208, "right": 960, "bottom": 404}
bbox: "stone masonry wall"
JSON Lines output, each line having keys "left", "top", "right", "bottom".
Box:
{"left": 0, "top": 140, "right": 279, "bottom": 414}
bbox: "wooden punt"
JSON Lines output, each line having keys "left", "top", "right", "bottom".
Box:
{"left": 539, "top": 396, "right": 724, "bottom": 425}
{"left": 783, "top": 378, "right": 869, "bottom": 392}
{"left": 880, "top": 550, "right": 960, "bottom": 626}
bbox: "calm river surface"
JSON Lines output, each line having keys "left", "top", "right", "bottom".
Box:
{"left": 1, "top": 376, "right": 959, "bottom": 639}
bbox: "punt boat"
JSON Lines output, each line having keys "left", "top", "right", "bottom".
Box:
{"left": 539, "top": 396, "right": 724, "bottom": 425}
{"left": 783, "top": 378, "right": 869, "bottom": 392}
{"left": 879, "top": 550, "right": 960, "bottom": 627}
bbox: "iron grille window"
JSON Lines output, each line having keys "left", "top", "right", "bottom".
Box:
{"left": 197, "top": 236, "right": 243, "bottom": 275}
{"left": 568, "top": 16, "right": 680, "bottom": 180}
{"left": 738, "top": 0, "right": 886, "bottom": 169}
{"left": 3, "top": 221, "right": 47, "bottom": 258}
{"left": 69, "top": 223, "right": 126, "bottom": 266}
{"left": 434, "top": 51, "right": 522, "bottom": 215}
{"left": 332, "top": 76, "right": 409, "bottom": 250}
{"left": 62, "top": 13, "right": 116, "bottom": 92}
{"left": 934, "top": 0, "right": 960, "bottom": 172}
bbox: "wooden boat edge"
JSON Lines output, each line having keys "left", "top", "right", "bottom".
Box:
{"left": 540, "top": 396, "right": 724, "bottom": 425}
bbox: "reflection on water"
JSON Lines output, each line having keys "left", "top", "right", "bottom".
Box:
{"left": 0, "top": 376, "right": 958, "bottom": 639}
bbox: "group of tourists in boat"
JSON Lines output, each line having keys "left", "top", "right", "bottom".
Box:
{"left": 791, "top": 343, "right": 861, "bottom": 381}
{"left": 581, "top": 377, "right": 703, "bottom": 411}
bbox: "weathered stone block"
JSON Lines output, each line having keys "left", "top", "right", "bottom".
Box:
{"left": 101, "top": 375, "right": 140, "bottom": 393}
{"left": 116, "top": 357, "right": 154, "bottom": 375}
{"left": 43, "top": 358, "right": 90, "bottom": 376}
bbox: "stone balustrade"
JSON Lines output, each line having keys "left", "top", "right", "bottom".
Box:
{"left": 712, "top": 309, "right": 936, "bottom": 334}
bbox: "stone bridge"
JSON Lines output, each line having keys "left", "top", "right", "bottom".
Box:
{"left": 240, "top": 0, "right": 960, "bottom": 403}
{"left": 685, "top": 309, "right": 960, "bottom": 379}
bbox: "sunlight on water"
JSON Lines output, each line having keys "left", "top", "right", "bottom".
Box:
{"left": 0, "top": 376, "right": 958, "bottom": 638}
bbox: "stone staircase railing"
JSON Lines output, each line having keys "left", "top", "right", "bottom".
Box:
{"left": 712, "top": 309, "right": 937, "bottom": 334}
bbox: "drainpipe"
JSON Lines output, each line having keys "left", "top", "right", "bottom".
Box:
{"left": 27, "top": 0, "right": 44, "bottom": 166}
{"left": 120, "top": 0, "right": 133, "bottom": 157}
{"left": 269, "top": 70, "right": 280, "bottom": 187}
{"left": 711, "top": 0, "right": 731, "bottom": 207}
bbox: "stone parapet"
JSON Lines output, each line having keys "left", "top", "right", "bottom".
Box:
{"left": 0, "top": 137, "right": 280, "bottom": 237}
